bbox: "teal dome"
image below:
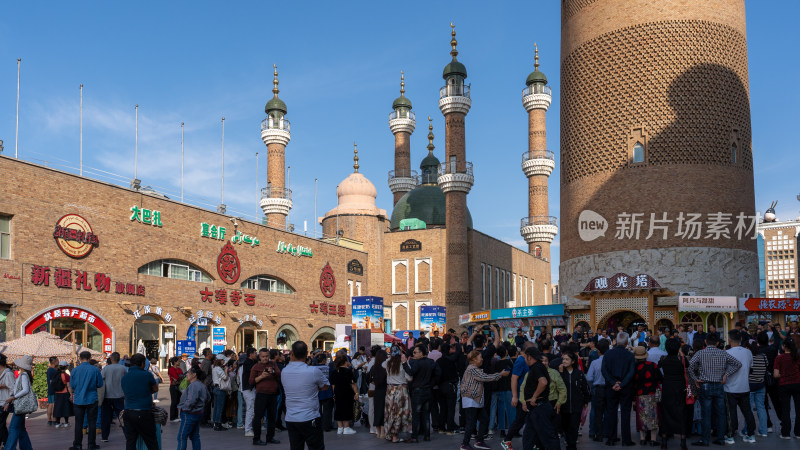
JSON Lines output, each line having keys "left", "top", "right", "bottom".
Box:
{"left": 390, "top": 185, "right": 473, "bottom": 230}
{"left": 443, "top": 60, "right": 467, "bottom": 79}
{"left": 525, "top": 69, "right": 547, "bottom": 86}
{"left": 265, "top": 97, "right": 287, "bottom": 115}
{"left": 393, "top": 95, "right": 412, "bottom": 110}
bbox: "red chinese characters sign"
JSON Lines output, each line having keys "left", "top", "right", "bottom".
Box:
{"left": 217, "top": 242, "right": 241, "bottom": 284}
{"left": 583, "top": 273, "right": 661, "bottom": 292}
{"left": 53, "top": 214, "right": 100, "bottom": 259}
{"left": 309, "top": 301, "right": 346, "bottom": 317}
{"left": 200, "top": 287, "right": 255, "bottom": 307}
{"left": 320, "top": 263, "right": 335, "bottom": 298}
{"left": 30, "top": 265, "right": 145, "bottom": 297}
{"left": 24, "top": 307, "right": 113, "bottom": 353}
{"left": 743, "top": 298, "right": 800, "bottom": 312}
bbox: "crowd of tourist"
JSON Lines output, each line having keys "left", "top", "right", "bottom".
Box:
{"left": 0, "top": 320, "right": 797, "bottom": 450}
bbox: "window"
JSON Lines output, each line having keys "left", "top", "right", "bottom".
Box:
{"left": 138, "top": 260, "right": 212, "bottom": 283}
{"left": 241, "top": 275, "right": 294, "bottom": 294}
{"left": 632, "top": 142, "right": 644, "bottom": 163}
{"left": 0, "top": 216, "right": 8, "bottom": 259}
{"left": 487, "top": 265, "right": 492, "bottom": 306}
{"left": 731, "top": 143, "right": 738, "bottom": 163}
{"left": 495, "top": 268, "right": 500, "bottom": 307}
{"left": 392, "top": 260, "right": 409, "bottom": 294}
{"left": 481, "top": 264, "right": 486, "bottom": 309}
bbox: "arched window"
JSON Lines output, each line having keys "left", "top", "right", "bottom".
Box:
{"left": 731, "top": 143, "right": 738, "bottom": 163}
{"left": 534, "top": 246, "right": 543, "bottom": 258}
{"left": 138, "top": 259, "right": 212, "bottom": 282}
{"left": 241, "top": 275, "right": 294, "bottom": 294}
{"left": 632, "top": 142, "right": 645, "bottom": 163}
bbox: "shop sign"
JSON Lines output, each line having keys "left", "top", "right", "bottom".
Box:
{"left": 200, "top": 222, "right": 227, "bottom": 240}
{"left": 212, "top": 327, "right": 226, "bottom": 354}
{"left": 320, "top": 263, "right": 336, "bottom": 298}
{"left": 419, "top": 305, "right": 446, "bottom": 332}
{"left": 30, "top": 265, "right": 146, "bottom": 297}
{"left": 53, "top": 214, "right": 100, "bottom": 258}
{"left": 530, "top": 317, "right": 566, "bottom": 327}
{"left": 491, "top": 304, "right": 565, "bottom": 320}
{"left": 188, "top": 309, "right": 222, "bottom": 326}
{"left": 583, "top": 273, "right": 661, "bottom": 292}
{"left": 276, "top": 240, "right": 313, "bottom": 257}
{"left": 200, "top": 287, "right": 255, "bottom": 306}
{"left": 232, "top": 231, "right": 260, "bottom": 247}
{"left": 400, "top": 239, "right": 421, "bottom": 252}
{"left": 458, "top": 313, "right": 472, "bottom": 326}
{"left": 24, "top": 306, "right": 113, "bottom": 353}
{"left": 347, "top": 259, "right": 363, "bottom": 276}
{"left": 217, "top": 242, "right": 241, "bottom": 284}
{"left": 130, "top": 206, "right": 163, "bottom": 227}
{"left": 740, "top": 297, "right": 800, "bottom": 312}
{"left": 678, "top": 296, "right": 737, "bottom": 312}
{"left": 496, "top": 319, "right": 524, "bottom": 329}
{"left": 237, "top": 314, "right": 264, "bottom": 328}
{"left": 352, "top": 296, "right": 384, "bottom": 332}
{"left": 131, "top": 305, "right": 172, "bottom": 322}
{"left": 177, "top": 340, "right": 196, "bottom": 356}
{"left": 309, "top": 301, "right": 346, "bottom": 317}
{"left": 469, "top": 311, "right": 490, "bottom": 323}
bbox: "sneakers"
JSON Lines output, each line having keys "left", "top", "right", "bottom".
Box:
{"left": 756, "top": 433, "right": 767, "bottom": 437}
{"left": 501, "top": 440, "right": 514, "bottom": 450}
{"left": 474, "top": 441, "right": 491, "bottom": 450}
{"left": 244, "top": 431, "right": 254, "bottom": 437}
{"left": 170, "top": 419, "right": 181, "bottom": 423}
{"left": 779, "top": 435, "right": 792, "bottom": 440}
{"left": 153, "top": 399, "right": 160, "bottom": 403}
{"left": 724, "top": 437, "right": 735, "bottom": 445}
{"left": 343, "top": 427, "right": 357, "bottom": 435}
{"left": 742, "top": 436, "right": 756, "bottom": 444}
{"left": 767, "top": 428, "right": 773, "bottom": 433}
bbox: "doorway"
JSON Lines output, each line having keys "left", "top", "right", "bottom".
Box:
{"left": 235, "top": 323, "right": 268, "bottom": 352}
{"left": 598, "top": 311, "right": 646, "bottom": 335}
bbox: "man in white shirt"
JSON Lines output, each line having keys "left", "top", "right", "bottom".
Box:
{"left": 630, "top": 325, "right": 648, "bottom": 347}
{"left": 282, "top": 341, "right": 329, "bottom": 450}
{"left": 645, "top": 337, "right": 667, "bottom": 365}
{"left": 724, "top": 329, "right": 755, "bottom": 444}
{"left": 686, "top": 325, "right": 696, "bottom": 346}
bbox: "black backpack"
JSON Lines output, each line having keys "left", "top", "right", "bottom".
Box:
{"left": 51, "top": 372, "right": 66, "bottom": 392}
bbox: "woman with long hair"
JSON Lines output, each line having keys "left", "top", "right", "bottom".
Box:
{"left": 211, "top": 357, "right": 229, "bottom": 431}
{"left": 774, "top": 336, "right": 800, "bottom": 439}
{"left": 461, "top": 350, "right": 509, "bottom": 450}
{"left": 168, "top": 356, "right": 184, "bottom": 423}
{"left": 331, "top": 354, "right": 358, "bottom": 434}
{"left": 632, "top": 346, "right": 661, "bottom": 446}
{"left": 558, "top": 352, "right": 590, "bottom": 450}
{"left": 659, "top": 338, "right": 689, "bottom": 450}
{"left": 52, "top": 363, "right": 72, "bottom": 428}
{"left": 370, "top": 347, "right": 389, "bottom": 439}
{"left": 3, "top": 356, "right": 34, "bottom": 450}
{"left": 383, "top": 345, "right": 413, "bottom": 443}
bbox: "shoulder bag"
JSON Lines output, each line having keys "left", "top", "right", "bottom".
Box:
{"left": 681, "top": 356, "right": 695, "bottom": 405}
{"left": 13, "top": 374, "right": 37, "bottom": 415}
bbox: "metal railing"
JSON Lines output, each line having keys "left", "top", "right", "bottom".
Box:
{"left": 520, "top": 216, "right": 558, "bottom": 227}
{"left": 389, "top": 110, "right": 415, "bottom": 121}
{"left": 260, "top": 117, "right": 291, "bottom": 132}
{"left": 388, "top": 169, "right": 419, "bottom": 181}
{"left": 522, "top": 85, "right": 552, "bottom": 96}
{"left": 437, "top": 160, "right": 474, "bottom": 176}
{"left": 261, "top": 186, "right": 292, "bottom": 201}
{"left": 439, "top": 84, "right": 471, "bottom": 99}
{"left": 522, "top": 150, "right": 555, "bottom": 162}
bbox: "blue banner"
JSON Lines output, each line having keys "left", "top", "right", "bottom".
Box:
{"left": 352, "top": 296, "right": 384, "bottom": 332}
{"left": 177, "top": 340, "right": 196, "bottom": 357}
{"left": 490, "top": 304, "right": 565, "bottom": 320}
{"left": 394, "top": 330, "right": 420, "bottom": 340}
{"left": 419, "top": 305, "right": 446, "bottom": 332}
{"left": 212, "top": 327, "right": 226, "bottom": 354}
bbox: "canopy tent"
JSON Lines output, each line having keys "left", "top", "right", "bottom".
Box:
{"left": 0, "top": 332, "right": 102, "bottom": 364}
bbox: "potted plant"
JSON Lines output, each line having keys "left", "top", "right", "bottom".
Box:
{"left": 32, "top": 362, "right": 49, "bottom": 409}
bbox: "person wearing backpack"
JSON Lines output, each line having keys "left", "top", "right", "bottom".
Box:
{"left": 52, "top": 364, "right": 73, "bottom": 428}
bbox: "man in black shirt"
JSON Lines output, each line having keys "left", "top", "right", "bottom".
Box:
{"left": 601, "top": 332, "right": 635, "bottom": 446}
{"left": 436, "top": 343, "right": 460, "bottom": 433}
{"left": 418, "top": 331, "right": 431, "bottom": 351}
{"left": 521, "top": 347, "right": 560, "bottom": 450}
{"left": 515, "top": 329, "right": 528, "bottom": 349}
{"left": 403, "top": 344, "right": 441, "bottom": 442}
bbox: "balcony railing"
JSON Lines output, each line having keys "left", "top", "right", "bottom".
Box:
{"left": 522, "top": 85, "right": 552, "bottom": 97}
{"left": 438, "top": 160, "right": 474, "bottom": 176}
{"left": 388, "top": 169, "right": 419, "bottom": 181}
{"left": 261, "top": 186, "right": 292, "bottom": 201}
{"left": 260, "top": 117, "right": 291, "bottom": 132}
{"left": 522, "top": 150, "right": 555, "bottom": 162}
{"left": 439, "top": 84, "right": 471, "bottom": 99}
{"left": 520, "top": 216, "right": 558, "bottom": 227}
{"left": 389, "top": 110, "right": 415, "bottom": 121}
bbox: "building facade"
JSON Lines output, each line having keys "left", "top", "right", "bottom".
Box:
{"left": 560, "top": 0, "right": 759, "bottom": 333}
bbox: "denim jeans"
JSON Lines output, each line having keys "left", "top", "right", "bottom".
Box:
{"left": 410, "top": 387, "right": 432, "bottom": 438}
{"left": 604, "top": 385, "right": 632, "bottom": 443}
{"left": 726, "top": 391, "right": 755, "bottom": 438}
{"left": 523, "top": 402, "right": 560, "bottom": 450}
{"left": 489, "top": 390, "right": 499, "bottom": 430}
{"left": 5, "top": 411, "right": 33, "bottom": 450}
{"left": 212, "top": 387, "right": 227, "bottom": 424}
{"left": 699, "top": 382, "right": 726, "bottom": 444}
{"left": 237, "top": 390, "right": 244, "bottom": 427}
{"left": 462, "top": 406, "right": 489, "bottom": 446}
{"left": 101, "top": 397, "right": 125, "bottom": 440}
{"left": 490, "top": 390, "right": 515, "bottom": 430}
{"left": 177, "top": 411, "right": 202, "bottom": 450}
{"left": 123, "top": 409, "right": 158, "bottom": 450}
{"left": 591, "top": 385, "right": 607, "bottom": 439}
{"left": 750, "top": 387, "right": 767, "bottom": 435}
{"left": 242, "top": 388, "right": 256, "bottom": 433}
{"left": 73, "top": 402, "right": 98, "bottom": 449}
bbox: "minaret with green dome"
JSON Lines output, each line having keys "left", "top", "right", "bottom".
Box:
{"left": 260, "top": 64, "right": 293, "bottom": 229}
{"left": 388, "top": 71, "right": 418, "bottom": 205}
{"left": 438, "top": 23, "right": 474, "bottom": 327}
{"left": 520, "top": 44, "right": 557, "bottom": 295}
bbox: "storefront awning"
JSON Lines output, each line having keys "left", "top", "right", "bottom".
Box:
{"left": 739, "top": 297, "right": 800, "bottom": 313}
{"left": 678, "top": 296, "right": 737, "bottom": 313}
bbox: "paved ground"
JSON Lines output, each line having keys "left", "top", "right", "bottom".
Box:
{"left": 22, "top": 385, "right": 800, "bottom": 449}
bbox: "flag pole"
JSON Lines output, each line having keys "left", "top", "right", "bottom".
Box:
{"left": 15, "top": 58, "right": 21, "bottom": 158}
{"left": 79, "top": 84, "right": 83, "bottom": 176}
{"left": 134, "top": 104, "right": 139, "bottom": 180}
{"left": 221, "top": 117, "right": 225, "bottom": 206}
{"left": 181, "top": 122, "right": 185, "bottom": 202}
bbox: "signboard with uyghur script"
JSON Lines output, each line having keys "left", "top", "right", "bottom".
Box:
{"left": 352, "top": 296, "right": 384, "bottom": 332}
{"left": 678, "top": 296, "right": 737, "bottom": 312}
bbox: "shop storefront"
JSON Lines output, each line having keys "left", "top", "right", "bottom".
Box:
{"left": 458, "top": 305, "right": 566, "bottom": 337}
{"left": 737, "top": 297, "right": 800, "bottom": 330}
{"left": 232, "top": 314, "right": 269, "bottom": 352}
{"left": 678, "top": 296, "right": 737, "bottom": 339}
{"left": 130, "top": 305, "right": 176, "bottom": 367}
{"left": 22, "top": 305, "right": 114, "bottom": 354}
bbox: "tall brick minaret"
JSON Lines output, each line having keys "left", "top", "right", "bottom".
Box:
{"left": 438, "top": 24, "right": 474, "bottom": 328}
{"left": 388, "top": 72, "right": 417, "bottom": 205}
{"left": 520, "top": 44, "right": 558, "bottom": 263}
{"left": 260, "top": 64, "right": 292, "bottom": 229}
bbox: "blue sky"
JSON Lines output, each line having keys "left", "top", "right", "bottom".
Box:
{"left": 1, "top": 2, "right": 798, "bottom": 285}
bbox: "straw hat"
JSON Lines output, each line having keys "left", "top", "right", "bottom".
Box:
{"left": 633, "top": 346, "right": 648, "bottom": 361}
{"left": 14, "top": 355, "right": 32, "bottom": 371}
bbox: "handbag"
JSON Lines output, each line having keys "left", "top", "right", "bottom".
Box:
{"left": 681, "top": 356, "right": 695, "bottom": 405}
{"left": 13, "top": 374, "right": 36, "bottom": 415}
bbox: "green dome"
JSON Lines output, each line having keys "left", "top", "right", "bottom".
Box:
{"left": 420, "top": 152, "right": 440, "bottom": 171}
{"left": 265, "top": 97, "right": 287, "bottom": 114}
{"left": 390, "top": 184, "right": 473, "bottom": 230}
{"left": 443, "top": 59, "right": 467, "bottom": 79}
{"left": 393, "top": 95, "right": 412, "bottom": 110}
{"left": 526, "top": 69, "right": 547, "bottom": 86}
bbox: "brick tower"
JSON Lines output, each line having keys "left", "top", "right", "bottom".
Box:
{"left": 388, "top": 72, "right": 417, "bottom": 206}
{"left": 559, "top": 0, "right": 758, "bottom": 310}
{"left": 260, "top": 64, "right": 292, "bottom": 229}
{"left": 438, "top": 24, "right": 474, "bottom": 327}
{"left": 520, "top": 44, "right": 558, "bottom": 267}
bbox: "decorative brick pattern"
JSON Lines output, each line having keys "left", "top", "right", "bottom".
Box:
{"left": 562, "top": 0, "right": 602, "bottom": 22}
{"left": 595, "top": 297, "right": 649, "bottom": 324}
{"left": 655, "top": 310, "right": 675, "bottom": 320}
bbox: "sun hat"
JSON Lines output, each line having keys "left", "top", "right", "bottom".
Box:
{"left": 633, "top": 346, "right": 648, "bottom": 360}
{"left": 14, "top": 356, "right": 32, "bottom": 371}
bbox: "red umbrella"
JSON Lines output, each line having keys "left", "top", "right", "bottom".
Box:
{"left": 384, "top": 333, "right": 402, "bottom": 343}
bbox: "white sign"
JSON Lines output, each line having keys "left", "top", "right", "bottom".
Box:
{"left": 131, "top": 305, "right": 172, "bottom": 323}
{"left": 678, "top": 296, "right": 737, "bottom": 312}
